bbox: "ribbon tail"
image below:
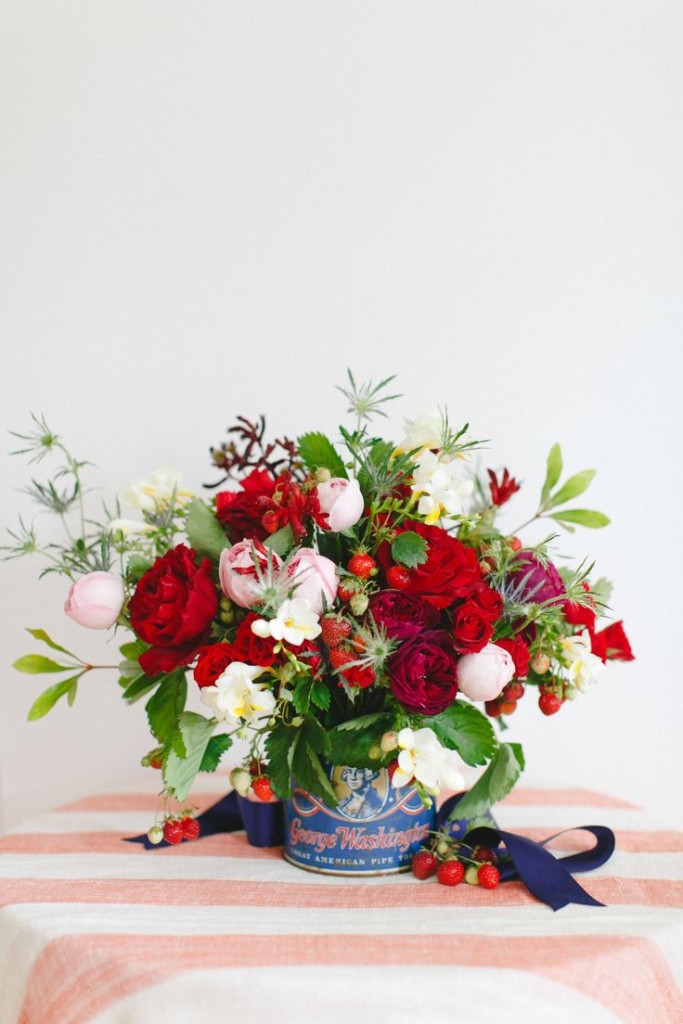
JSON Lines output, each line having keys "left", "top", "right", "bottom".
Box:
{"left": 498, "top": 829, "right": 606, "bottom": 911}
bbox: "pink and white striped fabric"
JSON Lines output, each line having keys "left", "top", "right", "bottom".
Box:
{"left": 1, "top": 787, "right": 681, "bottom": 1024}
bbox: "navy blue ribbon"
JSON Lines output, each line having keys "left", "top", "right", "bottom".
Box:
{"left": 437, "top": 794, "right": 615, "bottom": 911}
{"left": 124, "top": 791, "right": 284, "bottom": 851}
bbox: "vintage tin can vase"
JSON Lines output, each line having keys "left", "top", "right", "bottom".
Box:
{"left": 284, "top": 763, "right": 435, "bottom": 875}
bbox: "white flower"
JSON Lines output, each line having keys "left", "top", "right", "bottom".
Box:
{"left": 200, "top": 662, "right": 275, "bottom": 724}
{"left": 251, "top": 597, "right": 322, "bottom": 647}
{"left": 411, "top": 449, "right": 474, "bottom": 523}
{"left": 123, "top": 468, "right": 193, "bottom": 513}
{"left": 391, "top": 727, "right": 465, "bottom": 796}
{"left": 557, "top": 630, "right": 605, "bottom": 693}
{"left": 400, "top": 409, "right": 447, "bottom": 452}
{"left": 108, "top": 518, "right": 155, "bottom": 536}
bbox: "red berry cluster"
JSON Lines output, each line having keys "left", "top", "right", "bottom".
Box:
{"left": 411, "top": 839, "right": 501, "bottom": 890}
{"left": 162, "top": 815, "right": 201, "bottom": 845}
{"left": 485, "top": 680, "right": 525, "bottom": 718}
{"left": 321, "top": 613, "right": 376, "bottom": 689}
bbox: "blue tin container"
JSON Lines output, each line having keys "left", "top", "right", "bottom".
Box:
{"left": 284, "top": 764, "right": 435, "bottom": 875}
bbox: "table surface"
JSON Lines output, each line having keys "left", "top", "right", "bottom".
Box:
{"left": 0, "top": 785, "right": 681, "bottom": 1024}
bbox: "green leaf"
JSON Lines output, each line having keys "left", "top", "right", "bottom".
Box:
{"left": 25, "top": 628, "right": 75, "bottom": 658}
{"left": 66, "top": 679, "right": 78, "bottom": 706}
{"left": 328, "top": 712, "right": 396, "bottom": 768}
{"left": 27, "top": 673, "right": 83, "bottom": 720}
{"left": 264, "top": 723, "right": 299, "bottom": 799}
{"left": 199, "top": 733, "right": 232, "bottom": 773}
{"left": 549, "top": 509, "right": 610, "bottom": 529}
{"left": 145, "top": 670, "right": 187, "bottom": 745}
{"left": 126, "top": 554, "right": 154, "bottom": 581}
{"left": 540, "top": 444, "right": 563, "bottom": 504}
{"left": 185, "top": 498, "right": 231, "bottom": 559}
{"left": 391, "top": 531, "right": 429, "bottom": 569}
{"left": 448, "top": 742, "right": 524, "bottom": 820}
{"left": 13, "top": 654, "right": 73, "bottom": 674}
{"left": 119, "top": 639, "right": 148, "bottom": 660}
{"left": 118, "top": 658, "right": 143, "bottom": 680}
{"left": 300, "top": 717, "right": 331, "bottom": 757}
{"left": 121, "top": 673, "right": 162, "bottom": 703}
{"left": 293, "top": 741, "right": 337, "bottom": 805}
{"left": 427, "top": 701, "right": 497, "bottom": 767}
{"left": 549, "top": 469, "right": 596, "bottom": 508}
{"left": 297, "top": 432, "right": 347, "bottom": 479}
{"left": 263, "top": 524, "right": 295, "bottom": 556}
{"left": 591, "top": 576, "right": 613, "bottom": 607}
{"left": 163, "top": 712, "right": 215, "bottom": 802}
{"left": 292, "top": 676, "right": 314, "bottom": 716}
{"left": 311, "top": 678, "right": 331, "bottom": 711}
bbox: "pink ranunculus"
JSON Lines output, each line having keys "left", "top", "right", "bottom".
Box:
{"left": 219, "top": 539, "right": 282, "bottom": 608}
{"left": 315, "top": 478, "right": 364, "bottom": 532}
{"left": 64, "top": 571, "right": 125, "bottom": 630}
{"left": 286, "top": 548, "right": 338, "bottom": 615}
{"left": 457, "top": 643, "right": 515, "bottom": 702}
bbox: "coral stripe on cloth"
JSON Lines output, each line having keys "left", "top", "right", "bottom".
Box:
{"left": 0, "top": 787, "right": 681, "bottom": 1024}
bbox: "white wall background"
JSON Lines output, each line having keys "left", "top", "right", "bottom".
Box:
{"left": 0, "top": 1, "right": 681, "bottom": 833}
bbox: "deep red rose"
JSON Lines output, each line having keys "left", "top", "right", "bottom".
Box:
{"left": 194, "top": 643, "right": 239, "bottom": 688}
{"left": 232, "top": 612, "right": 282, "bottom": 668}
{"left": 471, "top": 582, "right": 504, "bottom": 620}
{"left": 369, "top": 590, "right": 439, "bottom": 641}
{"left": 392, "top": 524, "right": 482, "bottom": 609}
{"left": 589, "top": 621, "right": 634, "bottom": 663}
{"left": 510, "top": 552, "right": 565, "bottom": 605}
{"left": 129, "top": 544, "right": 219, "bottom": 676}
{"left": 494, "top": 637, "right": 530, "bottom": 678}
{"left": 451, "top": 601, "right": 494, "bottom": 653}
{"left": 215, "top": 469, "right": 276, "bottom": 542}
{"left": 388, "top": 630, "right": 459, "bottom": 715}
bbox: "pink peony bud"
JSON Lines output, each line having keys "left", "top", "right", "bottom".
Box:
{"left": 219, "top": 539, "right": 282, "bottom": 608}
{"left": 64, "top": 571, "right": 125, "bottom": 630}
{"left": 457, "top": 643, "right": 515, "bottom": 702}
{"left": 286, "top": 548, "right": 338, "bottom": 615}
{"left": 315, "top": 478, "right": 364, "bottom": 532}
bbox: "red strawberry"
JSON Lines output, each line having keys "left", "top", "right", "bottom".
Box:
{"left": 386, "top": 565, "right": 412, "bottom": 590}
{"left": 498, "top": 699, "right": 517, "bottom": 715}
{"left": 411, "top": 850, "right": 438, "bottom": 879}
{"left": 337, "top": 579, "right": 360, "bottom": 603}
{"left": 436, "top": 859, "right": 465, "bottom": 886}
{"left": 162, "top": 818, "right": 185, "bottom": 845}
{"left": 348, "top": 553, "right": 377, "bottom": 579}
{"left": 252, "top": 776, "right": 274, "bottom": 802}
{"left": 181, "top": 817, "right": 200, "bottom": 841}
{"left": 502, "top": 682, "right": 525, "bottom": 701}
{"left": 473, "top": 846, "right": 497, "bottom": 864}
{"left": 477, "top": 864, "right": 501, "bottom": 889}
{"left": 539, "top": 692, "right": 563, "bottom": 716}
{"left": 320, "top": 615, "right": 352, "bottom": 648}
{"left": 484, "top": 700, "right": 503, "bottom": 718}
{"left": 508, "top": 536, "right": 523, "bottom": 552}
{"left": 329, "top": 646, "right": 355, "bottom": 672}
{"left": 149, "top": 757, "right": 163, "bottom": 770}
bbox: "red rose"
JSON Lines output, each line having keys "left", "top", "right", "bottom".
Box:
{"left": 589, "top": 621, "right": 634, "bottom": 663}
{"left": 232, "top": 612, "right": 282, "bottom": 668}
{"left": 388, "top": 630, "right": 459, "bottom": 715}
{"left": 215, "top": 469, "right": 276, "bottom": 542}
{"left": 471, "top": 582, "right": 504, "bottom": 620}
{"left": 129, "top": 544, "right": 219, "bottom": 675}
{"left": 494, "top": 637, "right": 530, "bottom": 678}
{"left": 563, "top": 584, "right": 597, "bottom": 630}
{"left": 393, "top": 524, "right": 482, "bottom": 609}
{"left": 194, "top": 643, "right": 238, "bottom": 688}
{"left": 452, "top": 601, "right": 494, "bottom": 653}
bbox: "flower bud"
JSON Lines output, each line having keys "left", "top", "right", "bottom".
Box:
{"left": 315, "top": 477, "right": 364, "bottom": 532}
{"left": 64, "top": 571, "right": 125, "bottom": 630}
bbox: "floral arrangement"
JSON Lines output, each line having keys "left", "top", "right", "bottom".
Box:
{"left": 5, "top": 373, "right": 633, "bottom": 848}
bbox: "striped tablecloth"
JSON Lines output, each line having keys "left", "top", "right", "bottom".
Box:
{"left": 0, "top": 787, "right": 681, "bottom": 1024}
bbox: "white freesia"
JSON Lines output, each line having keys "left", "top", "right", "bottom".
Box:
{"left": 200, "top": 662, "right": 275, "bottom": 724}
{"left": 557, "top": 630, "right": 605, "bottom": 693}
{"left": 108, "top": 518, "right": 155, "bottom": 536}
{"left": 411, "top": 449, "right": 474, "bottom": 523}
{"left": 391, "top": 727, "right": 465, "bottom": 796}
{"left": 251, "top": 597, "right": 322, "bottom": 647}
{"left": 400, "top": 409, "right": 446, "bottom": 452}
{"left": 123, "top": 468, "right": 193, "bottom": 513}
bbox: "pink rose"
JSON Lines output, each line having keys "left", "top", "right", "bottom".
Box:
{"left": 219, "top": 539, "right": 282, "bottom": 608}
{"left": 457, "top": 643, "right": 515, "bottom": 702}
{"left": 315, "top": 478, "right": 364, "bottom": 532}
{"left": 286, "top": 548, "right": 338, "bottom": 615}
{"left": 64, "top": 571, "right": 125, "bottom": 629}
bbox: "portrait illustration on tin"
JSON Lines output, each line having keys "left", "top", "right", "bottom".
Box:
{"left": 333, "top": 766, "right": 388, "bottom": 821}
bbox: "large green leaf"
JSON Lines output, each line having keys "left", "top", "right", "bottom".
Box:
{"left": 540, "top": 444, "right": 563, "bottom": 504}
{"left": 297, "top": 432, "right": 347, "bottom": 479}
{"left": 391, "top": 531, "right": 428, "bottom": 569}
{"left": 549, "top": 469, "right": 596, "bottom": 508}
{"left": 13, "top": 654, "right": 72, "bottom": 674}
{"left": 163, "top": 712, "right": 215, "bottom": 801}
{"left": 27, "top": 674, "right": 82, "bottom": 720}
{"left": 145, "top": 670, "right": 187, "bottom": 744}
{"left": 199, "top": 733, "right": 232, "bottom": 773}
{"left": 185, "top": 498, "right": 231, "bottom": 559}
{"left": 549, "top": 509, "right": 610, "bottom": 529}
{"left": 448, "top": 742, "right": 524, "bottom": 820}
{"left": 292, "top": 741, "right": 337, "bottom": 805}
{"left": 121, "top": 673, "right": 162, "bottom": 703}
{"left": 263, "top": 524, "right": 295, "bottom": 556}
{"left": 327, "top": 712, "right": 397, "bottom": 768}
{"left": 427, "top": 701, "right": 497, "bottom": 767}
{"left": 25, "top": 628, "right": 75, "bottom": 658}
{"left": 264, "top": 723, "right": 299, "bottom": 799}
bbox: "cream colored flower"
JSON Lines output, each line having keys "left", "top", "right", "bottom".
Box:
{"left": 411, "top": 449, "right": 473, "bottom": 523}
{"left": 123, "top": 469, "right": 193, "bottom": 513}
{"left": 391, "top": 727, "right": 465, "bottom": 796}
{"left": 251, "top": 597, "right": 322, "bottom": 647}
{"left": 200, "top": 662, "right": 275, "bottom": 724}
{"left": 557, "top": 630, "right": 605, "bottom": 693}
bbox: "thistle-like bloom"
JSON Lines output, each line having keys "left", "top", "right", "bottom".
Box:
{"left": 411, "top": 449, "right": 473, "bottom": 523}
{"left": 391, "top": 727, "right": 464, "bottom": 796}
{"left": 251, "top": 597, "right": 322, "bottom": 647}
{"left": 123, "top": 469, "right": 192, "bottom": 513}
{"left": 200, "top": 662, "right": 274, "bottom": 724}
{"left": 557, "top": 630, "right": 604, "bottom": 692}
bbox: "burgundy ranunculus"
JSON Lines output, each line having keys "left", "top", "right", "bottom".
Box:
{"left": 390, "top": 523, "right": 482, "bottom": 609}
{"left": 510, "top": 552, "right": 565, "bottom": 605}
{"left": 369, "top": 590, "right": 439, "bottom": 641}
{"left": 215, "top": 469, "right": 276, "bottom": 542}
{"left": 129, "top": 544, "right": 219, "bottom": 675}
{"left": 388, "top": 630, "right": 459, "bottom": 715}
{"left": 451, "top": 600, "right": 494, "bottom": 653}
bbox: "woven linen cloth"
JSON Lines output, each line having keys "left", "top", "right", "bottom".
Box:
{"left": 0, "top": 786, "right": 681, "bottom": 1024}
